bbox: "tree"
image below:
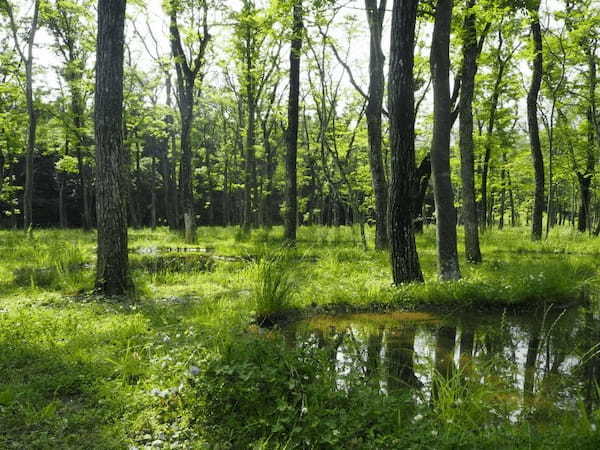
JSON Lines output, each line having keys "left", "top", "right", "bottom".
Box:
{"left": 1, "top": 0, "right": 40, "bottom": 229}
{"left": 527, "top": 0, "right": 544, "bottom": 241}
{"left": 387, "top": 0, "right": 423, "bottom": 284}
{"left": 364, "top": 0, "right": 388, "bottom": 249}
{"left": 94, "top": 0, "right": 129, "bottom": 295}
{"left": 168, "top": 0, "right": 210, "bottom": 243}
{"left": 457, "top": 0, "right": 488, "bottom": 263}
{"left": 284, "top": 0, "right": 303, "bottom": 243}
{"left": 430, "top": 0, "right": 461, "bottom": 280}
{"left": 43, "top": 0, "right": 95, "bottom": 230}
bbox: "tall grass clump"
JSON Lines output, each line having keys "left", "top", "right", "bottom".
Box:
{"left": 250, "top": 251, "right": 295, "bottom": 324}
{"left": 12, "top": 240, "right": 91, "bottom": 290}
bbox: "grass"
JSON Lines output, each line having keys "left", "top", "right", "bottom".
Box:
{"left": 0, "top": 225, "right": 599, "bottom": 448}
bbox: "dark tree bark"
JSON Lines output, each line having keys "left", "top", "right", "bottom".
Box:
{"left": 458, "top": 0, "right": 483, "bottom": 263}
{"left": 429, "top": 0, "right": 460, "bottom": 280}
{"left": 94, "top": 0, "right": 129, "bottom": 295}
{"left": 364, "top": 0, "right": 388, "bottom": 249}
{"left": 387, "top": 0, "right": 423, "bottom": 284}
{"left": 284, "top": 0, "right": 303, "bottom": 244}
{"left": 527, "top": 1, "right": 545, "bottom": 241}
{"left": 169, "top": 0, "right": 210, "bottom": 243}
{"left": 578, "top": 170, "right": 593, "bottom": 233}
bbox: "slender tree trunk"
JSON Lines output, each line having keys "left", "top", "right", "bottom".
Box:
{"left": 387, "top": 0, "right": 423, "bottom": 284}
{"left": 364, "top": 0, "right": 388, "bottom": 249}
{"left": 499, "top": 166, "right": 506, "bottom": 230}
{"left": 22, "top": 1, "right": 40, "bottom": 229}
{"left": 480, "top": 30, "right": 507, "bottom": 229}
{"left": 169, "top": 1, "right": 210, "bottom": 241}
{"left": 508, "top": 170, "right": 516, "bottom": 226}
{"left": 58, "top": 174, "right": 67, "bottom": 228}
{"left": 578, "top": 173, "right": 592, "bottom": 233}
{"left": 284, "top": 0, "right": 303, "bottom": 244}
{"left": 179, "top": 90, "right": 196, "bottom": 242}
{"left": 413, "top": 154, "right": 431, "bottom": 234}
{"left": 578, "top": 50, "right": 597, "bottom": 232}
{"left": 527, "top": 2, "right": 545, "bottom": 241}
{"left": 429, "top": 0, "right": 460, "bottom": 280}
{"left": 94, "top": 0, "right": 129, "bottom": 295}
{"left": 150, "top": 155, "right": 157, "bottom": 229}
{"left": 458, "top": 0, "right": 482, "bottom": 263}
{"left": 242, "top": 18, "right": 257, "bottom": 231}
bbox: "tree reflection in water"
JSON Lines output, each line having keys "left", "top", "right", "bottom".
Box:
{"left": 285, "top": 306, "right": 600, "bottom": 419}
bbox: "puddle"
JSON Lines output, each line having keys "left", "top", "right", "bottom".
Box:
{"left": 133, "top": 246, "right": 215, "bottom": 255}
{"left": 283, "top": 305, "right": 600, "bottom": 418}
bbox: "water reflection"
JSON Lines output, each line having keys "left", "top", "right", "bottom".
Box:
{"left": 284, "top": 307, "right": 600, "bottom": 418}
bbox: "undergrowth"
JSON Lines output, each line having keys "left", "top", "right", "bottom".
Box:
{"left": 0, "top": 225, "right": 599, "bottom": 448}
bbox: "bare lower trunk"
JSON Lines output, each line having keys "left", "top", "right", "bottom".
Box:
{"left": 365, "top": 0, "right": 388, "bottom": 249}
{"left": 578, "top": 174, "right": 592, "bottom": 233}
{"left": 527, "top": 3, "right": 544, "bottom": 241}
{"left": 430, "top": 0, "right": 460, "bottom": 280}
{"left": 150, "top": 155, "right": 157, "bottom": 229}
{"left": 284, "top": 0, "right": 303, "bottom": 244}
{"left": 387, "top": 0, "right": 423, "bottom": 284}
{"left": 94, "top": 0, "right": 129, "bottom": 295}
{"left": 458, "top": 0, "right": 482, "bottom": 263}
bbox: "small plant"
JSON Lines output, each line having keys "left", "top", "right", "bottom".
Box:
{"left": 251, "top": 252, "right": 295, "bottom": 324}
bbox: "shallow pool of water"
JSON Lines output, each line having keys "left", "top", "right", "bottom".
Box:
{"left": 283, "top": 306, "right": 600, "bottom": 419}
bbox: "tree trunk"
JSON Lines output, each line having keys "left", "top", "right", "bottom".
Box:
{"left": 429, "top": 0, "right": 460, "bottom": 280}
{"left": 387, "top": 0, "right": 423, "bottom": 285}
{"left": 578, "top": 173, "right": 592, "bottom": 233}
{"left": 23, "top": 1, "right": 40, "bottom": 229}
{"left": 458, "top": 0, "right": 482, "bottom": 263}
{"left": 169, "top": 0, "right": 210, "bottom": 241}
{"left": 364, "top": 0, "right": 388, "bottom": 249}
{"left": 179, "top": 91, "right": 196, "bottom": 242}
{"left": 413, "top": 154, "right": 431, "bottom": 234}
{"left": 150, "top": 155, "right": 157, "bottom": 229}
{"left": 94, "top": 0, "right": 129, "bottom": 295}
{"left": 164, "top": 78, "right": 178, "bottom": 230}
{"left": 284, "top": 0, "right": 303, "bottom": 244}
{"left": 480, "top": 30, "right": 507, "bottom": 229}
{"left": 527, "top": 2, "right": 545, "bottom": 241}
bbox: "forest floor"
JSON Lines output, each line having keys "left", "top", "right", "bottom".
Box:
{"left": 1, "top": 226, "right": 599, "bottom": 449}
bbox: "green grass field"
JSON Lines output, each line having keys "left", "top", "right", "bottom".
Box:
{"left": 1, "top": 226, "right": 599, "bottom": 448}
